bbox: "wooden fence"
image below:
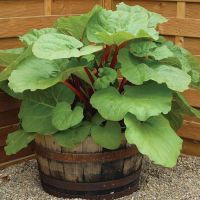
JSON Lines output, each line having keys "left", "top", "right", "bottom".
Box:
{"left": 0, "top": 0, "right": 200, "bottom": 167}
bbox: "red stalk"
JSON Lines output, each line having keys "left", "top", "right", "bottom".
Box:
{"left": 63, "top": 81, "right": 89, "bottom": 106}
{"left": 110, "top": 42, "right": 127, "bottom": 69}
{"left": 118, "top": 78, "right": 127, "bottom": 92}
{"left": 99, "top": 45, "right": 111, "bottom": 68}
{"left": 84, "top": 67, "right": 95, "bottom": 84}
{"left": 110, "top": 46, "right": 119, "bottom": 69}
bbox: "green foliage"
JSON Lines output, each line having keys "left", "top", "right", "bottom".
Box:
{"left": 86, "top": 3, "right": 167, "bottom": 45}
{"left": 20, "top": 28, "right": 58, "bottom": 46}
{"left": 1, "top": 3, "right": 200, "bottom": 168}
{"left": 5, "top": 129, "right": 36, "bottom": 155}
{"left": 91, "top": 121, "right": 121, "bottom": 150}
{"left": 94, "top": 67, "right": 117, "bottom": 89}
{"left": 91, "top": 82, "right": 172, "bottom": 121}
{"left": 19, "top": 83, "right": 75, "bottom": 133}
{"left": 0, "top": 48, "right": 24, "bottom": 66}
{"left": 53, "top": 122, "right": 91, "bottom": 149}
{"left": 119, "top": 48, "right": 191, "bottom": 92}
{"left": 52, "top": 102, "right": 84, "bottom": 130}
{"left": 54, "top": 5, "right": 102, "bottom": 41}
{"left": 124, "top": 113, "right": 182, "bottom": 167}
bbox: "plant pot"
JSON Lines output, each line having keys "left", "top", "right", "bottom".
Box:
{"left": 35, "top": 135, "right": 142, "bottom": 200}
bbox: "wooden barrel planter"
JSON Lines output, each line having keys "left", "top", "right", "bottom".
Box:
{"left": 35, "top": 135, "right": 142, "bottom": 200}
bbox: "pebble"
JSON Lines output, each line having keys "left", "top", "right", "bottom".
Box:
{"left": 0, "top": 155, "right": 200, "bottom": 200}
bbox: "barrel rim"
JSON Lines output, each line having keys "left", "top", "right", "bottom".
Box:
{"left": 35, "top": 144, "right": 139, "bottom": 163}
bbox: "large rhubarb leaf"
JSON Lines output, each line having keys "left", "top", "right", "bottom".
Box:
{"left": 32, "top": 33, "right": 102, "bottom": 60}
{"left": 54, "top": 5, "right": 102, "bottom": 41}
{"left": 91, "top": 121, "right": 121, "bottom": 150}
{"left": 19, "top": 83, "right": 75, "bottom": 133}
{"left": 87, "top": 3, "right": 167, "bottom": 45}
{"left": 5, "top": 129, "right": 36, "bottom": 155}
{"left": 91, "top": 82, "right": 172, "bottom": 121}
{"left": 52, "top": 102, "right": 83, "bottom": 131}
{"left": 0, "top": 48, "right": 24, "bottom": 66}
{"left": 20, "top": 28, "right": 58, "bottom": 46}
{"left": 0, "top": 46, "right": 32, "bottom": 81}
{"left": 53, "top": 122, "right": 91, "bottom": 149}
{"left": 8, "top": 56, "right": 88, "bottom": 93}
{"left": 124, "top": 113, "right": 182, "bottom": 168}
{"left": 118, "top": 49, "right": 191, "bottom": 92}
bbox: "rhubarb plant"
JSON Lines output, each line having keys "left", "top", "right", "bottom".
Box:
{"left": 1, "top": 3, "right": 200, "bottom": 168}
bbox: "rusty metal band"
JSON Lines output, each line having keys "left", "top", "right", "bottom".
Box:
{"left": 41, "top": 180, "right": 139, "bottom": 200}
{"left": 35, "top": 144, "right": 139, "bottom": 163}
{"left": 39, "top": 167, "right": 141, "bottom": 192}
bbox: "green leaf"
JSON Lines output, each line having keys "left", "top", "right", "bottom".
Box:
{"left": 19, "top": 83, "right": 75, "bottom": 133}
{"left": 54, "top": 5, "right": 102, "bottom": 40}
{"left": 0, "top": 81, "right": 23, "bottom": 100}
{"left": 8, "top": 56, "right": 68, "bottom": 93}
{"left": 165, "top": 101, "right": 184, "bottom": 131}
{"left": 91, "top": 82, "right": 172, "bottom": 121}
{"left": 174, "top": 93, "right": 200, "bottom": 118}
{"left": 91, "top": 121, "right": 121, "bottom": 150}
{"left": 8, "top": 56, "right": 87, "bottom": 93}
{"left": 32, "top": 33, "right": 83, "bottom": 60}
{"left": 117, "top": 3, "right": 167, "bottom": 27}
{"left": 87, "top": 3, "right": 167, "bottom": 45}
{"left": 118, "top": 49, "right": 191, "bottom": 92}
{"left": 4, "top": 129, "right": 36, "bottom": 155}
{"left": 129, "top": 40, "right": 157, "bottom": 57}
{"left": 52, "top": 102, "right": 84, "bottom": 131}
{"left": 0, "top": 46, "right": 32, "bottom": 81}
{"left": 20, "top": 28, "right": 58, "bottom": 46}
{"left": 94, "top": 67, "right": 117, "bottom": 90}
{"left": 32, "top": 33, "right": 102, "bottom": 60}
{"left": 149, "top": 46, "right": 174, "bottom": 60}
{"left": 79, "top": 45, "right": 103, "bottom": 56}
{"left": 124, "top": 113, "right": 183, "bottom": 168}
{"left": 0, "top": 48, "right": 24, "bottom": 66}
{"left": 53, "top": 122, "right": 91, "bottom": 149}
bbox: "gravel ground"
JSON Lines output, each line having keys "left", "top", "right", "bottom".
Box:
{"left": 0, "top": 156, "right": 200, "bottom": 200}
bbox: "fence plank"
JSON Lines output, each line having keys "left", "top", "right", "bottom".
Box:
{"left": 159, "top": 18, "right": 200, "bottom": 38}
{"left": 0, "top": 0, "right": 44, "bottom": 18}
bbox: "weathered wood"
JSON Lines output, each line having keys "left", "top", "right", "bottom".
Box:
{"left": 182, "top": 89, "right": 200, "bottom": 108}
{"left": 186, "top": 2, "right": 200, "bottom": 18}
{"left": 35, "top": 135, "right": 50, "bottom": 176}
{"left": 44, "top": 0, "right": 52, "bottom": 16}
{"left": 0, "top": 0, "right": 44, "bottom": 18}
{"left": 159, "top": 18, "right": 200, "bottom": 38}
{"left": 184, "top": 37, "right": 200, "bottom": 55}
{"left": 182, "top": 138, "right": 200, "bottom": 156}
{"left": 175, "top": 2, "right": 185, "bottom": 47}
{"left": 0, "top": 37, "right": 22, "bottom": 50}
{"left": 44, "top": 135, "right": 65, "bottom": 179}
{"left": 62, "top": 143, "right": 84, "bottom": 182}
{"left": 51, "top": 0, "right": 102, "bottom": 15}
{"left": 81, "top": 137, "right": 102, "bottom": 182}
{"left": 178, "top": 116, "right": 200, "bottom": 141}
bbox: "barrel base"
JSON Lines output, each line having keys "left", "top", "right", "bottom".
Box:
{"left": 39, "top": 170, "right": 141, "bottom": 200}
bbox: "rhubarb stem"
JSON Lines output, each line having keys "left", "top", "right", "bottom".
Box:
{"left": 84, "top": 67, "right": 95, "bottom": 84}
{"left": 63, "top": 81, "right": 89, "bottom": 106}
{"left": 99, "top": 45, "right": 111, "bottom": 68}
{"left": 118, "top": 78, "right": 127, "bottom": 92}
{"left": 110, "top": 46, "right": 119, "bottom": 69}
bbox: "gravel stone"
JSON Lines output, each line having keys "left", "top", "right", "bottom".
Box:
{"left": 0, "top": 155, "right": 200, "bottom": 200}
